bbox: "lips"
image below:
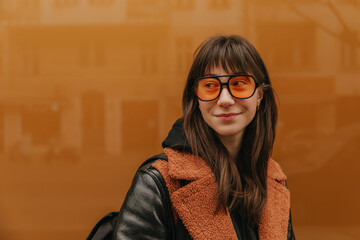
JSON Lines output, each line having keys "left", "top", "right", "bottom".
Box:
{"left": 215, "top": 113, "right": 240, "bottom": 121}
{"left": 216, "top": 113, "right": 239, "bottom": 117}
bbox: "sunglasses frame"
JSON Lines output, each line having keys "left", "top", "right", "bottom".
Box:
{"left": 194, "top": 74, "right": 259, "bottom": 102}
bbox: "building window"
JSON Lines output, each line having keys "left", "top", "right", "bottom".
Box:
{"left": 176, "top": 38, "right": 192, "bottom": 73}
{"left": 88, "top": 0, "right": 114, "bottom": 5}
{"left": 0, "top": 107, "right": 3, "bottom": 153}
{"left": 22, "top": 106, "right": 61, "bottom": 145}
{"left": 342, "top": 31, "right": 358, "bottom": 70}
{"left": 53, "top": 0, "right": 78, "bottom": 7}
{"left": 82, "top": 91, "right": 105, "bottom": 153}
{"left": 126, "top": 0, "right": 162, "bottom": 20}
{"left": 79, "top": 45, "right": 89, "bottom": 67}
{"left": 0, "top": 0, "right": 17, "bottom": 12}
{"left": 95, "top": 45, "right": 105, "bottom": 67}
{"left": 79, "top": 43, "right": 106, "bottom": 67}
{"left": 20, "top": 0, "right": 40, "bottom": 8}
{"left": 0, "top": 42, "right": 2, "bottom": 77}
{"left": 20, "top": 43, "right": 38, "bottom": 76}
{"left": 208, "top": 0, "right": 230, "bottom": 9}
{"left": 257, "top": 22, "right": 316, "bottom": 71}
{"left": 342, "top": 0, "right": 360, "bottom": 5}
{"left": 121, "top": 100, "right": 159, "bottom": 153}
{"left": 173, "top": 0, "right": 195, "bottom": 10}
{"left": 141, "top": 42, "right": 157, "bottom": 74}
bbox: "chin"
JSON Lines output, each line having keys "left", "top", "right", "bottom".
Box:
{"left": 214, "top": 127, "right": 244, "bottom": 137}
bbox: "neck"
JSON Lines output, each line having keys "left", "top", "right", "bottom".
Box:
{"left": 217, "top": 131, "right": 243, "bottom": 161}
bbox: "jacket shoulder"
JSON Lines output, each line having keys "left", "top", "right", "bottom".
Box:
{"left": 114, "top": 153, "right": 173, "bottom": 239}
{"left": 138, "top": 153, "right": 168, "bottom": 171}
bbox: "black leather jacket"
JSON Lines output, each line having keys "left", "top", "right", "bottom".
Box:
{"left": 113, "top": 158, "right": 295, "bottom": 239}
{"left": 114, "top": 119, "right": 295, "bottom": 239}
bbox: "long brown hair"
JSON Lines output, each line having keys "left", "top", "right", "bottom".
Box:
{"left": 182, "top": 35, "right": 278, "bottom": 225}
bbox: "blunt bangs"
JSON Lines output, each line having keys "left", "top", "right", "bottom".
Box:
{"left": 192, "top": 35, "right": 266, "bottom": 84}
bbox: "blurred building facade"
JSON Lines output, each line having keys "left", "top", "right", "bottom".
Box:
{"left": 1, "top": 0, "right": 358, "bottom": 162}
{"left": 0, "top": 0, "right": 246, "bottom": 160}
{"left": 245, "top": 0, "right": 360, "bottom": 225}
{"left": 244, "top": 0, "right": 360, "bottom": 170}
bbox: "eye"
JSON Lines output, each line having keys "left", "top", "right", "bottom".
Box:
{"left": 231, "top": 76, "right": 250, "bottom": 87}
{"left": 232, "top": 80, "right": 245, "bottom": 86}
{"left": 204, "top": 82, "right": 216, "bottom": 88}
{"left": 201, "top": 79, "right": 219, "bottom": 89}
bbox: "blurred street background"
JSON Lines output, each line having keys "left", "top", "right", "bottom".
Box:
{"left": 0, "top": 0, "right": 359, "bottom": 239}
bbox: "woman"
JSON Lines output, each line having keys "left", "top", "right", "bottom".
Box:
{"left": 113, "top": 35, "right": 295, "bottom": 240}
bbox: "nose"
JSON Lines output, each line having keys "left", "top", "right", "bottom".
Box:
{"left": 217, "top": 86, "right": 235, "bottom": 106}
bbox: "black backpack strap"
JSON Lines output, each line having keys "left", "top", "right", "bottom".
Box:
{"left": 86, "top": 212, "right": 118, "bottom": 240}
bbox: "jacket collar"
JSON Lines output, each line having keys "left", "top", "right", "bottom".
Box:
{"left": 162, "top": 118, "right": 287, "bottom": 182}
{"left": 164, "top": 148, "right": 212, "bottom": 180}
{"left": 159, "top": 119, "right": 290, "bottom": 239}
{"left": 159, "top": 148, "right": 290, "bottom": 240}
{"left": 162, "top": 148, "right": 236, "bottom": 239}
{"left": 164, "top": 147, "right": 287, "bottom": 182}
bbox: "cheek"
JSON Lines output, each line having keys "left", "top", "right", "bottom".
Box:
{"left": 236, "top": 97, "right": 258, "bottom": 121}
{"left": 248, "top": 98, "right": 258, "bottom": 111}
{"left": 244, "top": 91, "right": 261, "bottom": 111}
{"left": 198, "top": 101, "right": 213, "bottom": 121}
{"left": 198, "top": 102, "right": 206, "bottom": 117}
{"left": 235, "top": 97, "right": 257, "bottom": 111}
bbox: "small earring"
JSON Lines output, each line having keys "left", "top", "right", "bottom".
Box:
{"left": 257, "top": 102, "right": 260, "bottom": 111}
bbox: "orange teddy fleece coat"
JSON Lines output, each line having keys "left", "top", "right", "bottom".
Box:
{"left": 153, "top": 148, "right": 290, "bottom": 240}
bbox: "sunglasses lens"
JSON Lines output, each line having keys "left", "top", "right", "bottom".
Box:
{"left": 195, "top": 78, "right": 220, "bottom": 101}
{"left": 195, "top": 75, "right": 256, "bottom": 101}
{"left": 229, "top": 76, "right": 256, "bottom": 99}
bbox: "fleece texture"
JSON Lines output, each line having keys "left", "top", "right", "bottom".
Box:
{"left": 152, "top": 148, "right": 290, "bottom": 240}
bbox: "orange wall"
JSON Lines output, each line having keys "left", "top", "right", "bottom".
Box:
{"left": 0, "top": 0, "right": 359, "bottom": 239}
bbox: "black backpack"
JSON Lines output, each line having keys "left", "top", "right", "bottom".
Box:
{"left": 86, "top": 153, "right": 168, "bottom": 240}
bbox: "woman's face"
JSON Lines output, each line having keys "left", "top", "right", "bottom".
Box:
{"left": 198, "top": 67, "right": 263, "bottom": 142}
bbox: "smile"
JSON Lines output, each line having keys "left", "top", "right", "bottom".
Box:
{"left": 215, "top": 113, "right": 240, "bottom": 121}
